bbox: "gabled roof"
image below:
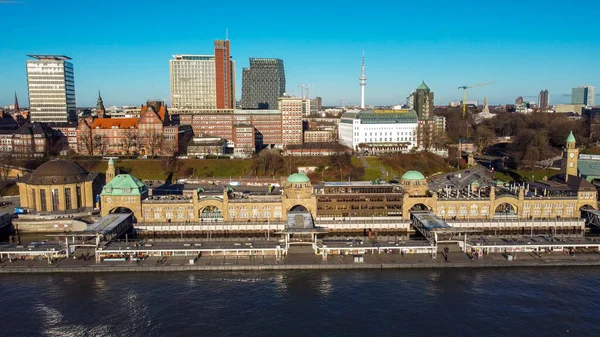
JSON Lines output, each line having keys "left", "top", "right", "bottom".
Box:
{"left": 91, "top": 118, "right": 139, "bottom": 129}
{"left": 140, "top": 105, "right": 167, "bottom": 123}
{"left": 566, "top": 175, "right": 596, "bottom": 192}
{"left": 101, "top": 174, "right": 148, "bottom": 196}
{"left": 14, "top": 122, "right": 49, "bottom": 136}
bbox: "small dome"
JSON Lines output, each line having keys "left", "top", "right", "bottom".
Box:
{"left": 24, "top": 159, "right": 89, "bottom": 185}
{"left": 287, "top": 173, "right": 311, "bottom": 183}
{"left": 401, "top": 170, "right": 425, "bottom": 181}
{"left": 566, "top": 131, "right": 576, "bottom": 143}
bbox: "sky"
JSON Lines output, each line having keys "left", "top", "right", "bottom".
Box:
{"left": 0, "top": 0, "right": 599, "bottom": 108}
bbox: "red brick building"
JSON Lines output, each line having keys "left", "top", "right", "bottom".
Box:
{"left": 77, "top": 101, "right": 193, "bottom": 157}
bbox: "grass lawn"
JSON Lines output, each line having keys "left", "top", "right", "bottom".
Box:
{"left": 76, "top": 156, "right": 339, "bottom": 181}
{"left": 351, "top": 156, "right": 363, "bottom": 167}
{"left": 365, "top": 156, "right": 382, "bottom": 167}
{"left": 76, "top": 158, "right": 252, "bottom": 180}
{"left": 493, "top": 169, "right": 561, "bottom": 182}
{"left": 363, "top": 167, "right": 383, "bottom": 181}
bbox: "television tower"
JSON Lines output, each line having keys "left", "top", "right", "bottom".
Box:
{"left": 359, "top": 51, "right": 367, "bottom": 109}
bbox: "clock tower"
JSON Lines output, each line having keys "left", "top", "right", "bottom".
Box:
{"left": 562, "top": 131, "right": 578, "bottom": 181}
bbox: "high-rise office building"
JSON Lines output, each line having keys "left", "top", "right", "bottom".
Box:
{"left": 170, "top": 55, "right": 217, "bottom": 110}
{"left": 170, "top": 40, "right": 235, "bottom": 111}
{"left": 241, "top": 58, "right": 285, "bottom": 109}
{"left": 26, "top": 55, "right": 76, "bottom": 123}
{"left": 538, "top": 90, "right": 550, "bottom": 109}
{"left": 214, "top": 40, "right": 235, "bottom": 109}
{"left": 412, "top": 81, "right": 434, "bottom": 120}
{"left": 572, "top": 86, "right": 596, "bottom": 106}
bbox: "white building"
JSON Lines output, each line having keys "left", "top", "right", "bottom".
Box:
{"left": 26, "top": 55, "right": 76, "bottom": 123}
{"left": 339, "top": 110, "right": 418, "bottom": 154}
{"left": 170, "top": 55, "right": 217, "bottom": 110}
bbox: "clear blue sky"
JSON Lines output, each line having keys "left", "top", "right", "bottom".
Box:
{"left": 1, "top": 0, "right": 598, "bottom": 108}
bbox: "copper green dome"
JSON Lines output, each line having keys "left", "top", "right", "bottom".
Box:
{"left": 401, "top": 170, "right": 425, "bottom": 181}
{"left": 566, "top": 131, "right": 576, "bottom": 143}
{"left": 287, "top": 173, "right": 310, "bottom": 183}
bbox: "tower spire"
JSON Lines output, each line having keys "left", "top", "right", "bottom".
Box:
{"left": 96, "top": 89, "right": 106, "bottom": 118}
{"left": 14, "top": 92, "right": 19, "bottom": 113}
{"left": 359, "top": 51, "right": 367, "bottom": 109}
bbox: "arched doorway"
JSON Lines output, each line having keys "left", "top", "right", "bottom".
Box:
{"left": 290, "top": 205, "right": 308, "bottom": 212}
{"left": 409, "top": 204, "right": 431, "bottom": 212}
{"left": 495, "top": 203, "right": 516, "bottom": 217}
{"left": 199, "top": 206, "right": 223, "bottom": 220}
{"left": 109, "top": 207, "right": 137, "bottom": 223}
{"left": 580, "top": 204, "right": 595, "bottom": 219}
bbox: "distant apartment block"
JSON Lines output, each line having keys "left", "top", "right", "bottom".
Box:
{"left": 241, "top": 58, "right": 285, "bottom": 109}
{"left": 304, "top": 130, "right": 333, "bottom": 143}
{"left": 310, "top": 97, "right": 322, "bottom": 113}
{"left": 555, "top": 104, "right": 585, "bottom": 115}
{"left": 26, "top": 55, "right": 76, "bottom": 123}
{"left": 572, "top": 86, "right": 596, "bottom": 106}
{"left": 279, "top": 96, "right": 305, "bottom": 146}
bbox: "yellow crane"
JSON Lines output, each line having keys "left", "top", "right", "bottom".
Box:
{"left": 458, "top": 82, "right": 495, "bottom": 118}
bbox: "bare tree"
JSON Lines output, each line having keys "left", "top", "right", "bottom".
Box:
{"left": 79, "top": 129, "right": 94, "bottom": 157}
{"left": 93, "top": 134, "right": 109, "bottom": 157}
{"left": 473, "top": 125, "right": 495, "bottom": 155}
{"left": 123, "top": 129, "right": 138, "bottom": 157}
{"left": 142, "top": 128, "right": 164, "bottom": 158}
{"left": 0, "top": 153, "right": 15, "bottom": 191}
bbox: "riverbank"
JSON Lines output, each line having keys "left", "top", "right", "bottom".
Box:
{"left": 2, "top": 251, "right": 600, "bottom": 273}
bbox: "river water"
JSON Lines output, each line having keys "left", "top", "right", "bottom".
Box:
{"left": 0, "top": 268, "right": 599, "bottom": 337}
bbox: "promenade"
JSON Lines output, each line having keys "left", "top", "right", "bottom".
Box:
{"left": 2, "top": 250, "right": 600, "bottom": 273}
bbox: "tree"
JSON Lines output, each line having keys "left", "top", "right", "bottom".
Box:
{"left": 79, "top": 128, "right": 94, "bottom": 157}
{"left": 251, "top": 149, "right": 284, "bottom": 176}
{"left": 93, "top": 134, "right": 109, "bottom": 157}
{"left": 0, "top": 154, "right": 15, "bottom": 191}
{"left": 142, "top": 128, "right": 164, "bottom": 158}
{"left": 473, "top": 125, "right": 495, "bottom": 154}
{"left": 122, "top": 129, "right": 138, "bottom": 157}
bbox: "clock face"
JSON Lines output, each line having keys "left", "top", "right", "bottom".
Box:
{"left": 106, "top": 197, "right": 112, "bottom": 202}
{"left": 570, "top": 153, "right": 575, "bottom": 158}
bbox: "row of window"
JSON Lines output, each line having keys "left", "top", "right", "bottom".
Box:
{"left": 35, "top": 187, "right": 82, "bottom": 212}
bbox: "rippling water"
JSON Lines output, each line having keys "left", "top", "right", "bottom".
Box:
{"left": 1, "top": 268, "right": 599, "bottom": 337}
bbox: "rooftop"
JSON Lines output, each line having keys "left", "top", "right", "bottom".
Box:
{"left": 341, "top": 110, "right": 419, "bottom": 124}
{"left": 27, "top": 55, "right": 71, "bottom": 61}
{"left": 101, "top": 174, "right": 148, "bottom": 196}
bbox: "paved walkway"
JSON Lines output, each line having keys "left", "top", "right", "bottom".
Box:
{"left": 2, "top": 250, "right": 600, "bottom": 273}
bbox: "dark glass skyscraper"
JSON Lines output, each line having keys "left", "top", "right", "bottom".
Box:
{"left": 241, "top": 58, "right": 285, "bottom": 109}
{"left": 538, "top": 89, "right": 549, "bottom": 109}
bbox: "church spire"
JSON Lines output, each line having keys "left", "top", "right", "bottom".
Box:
{"left": 96, "top": 90, "right": 106, "bottom": 118}
{"left": 14, "top": 92, "right": 19, "bottom": 113}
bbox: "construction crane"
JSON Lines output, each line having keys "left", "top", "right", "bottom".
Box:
{"left": 458, "top": 82, "right": 495, "bottom": 118}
